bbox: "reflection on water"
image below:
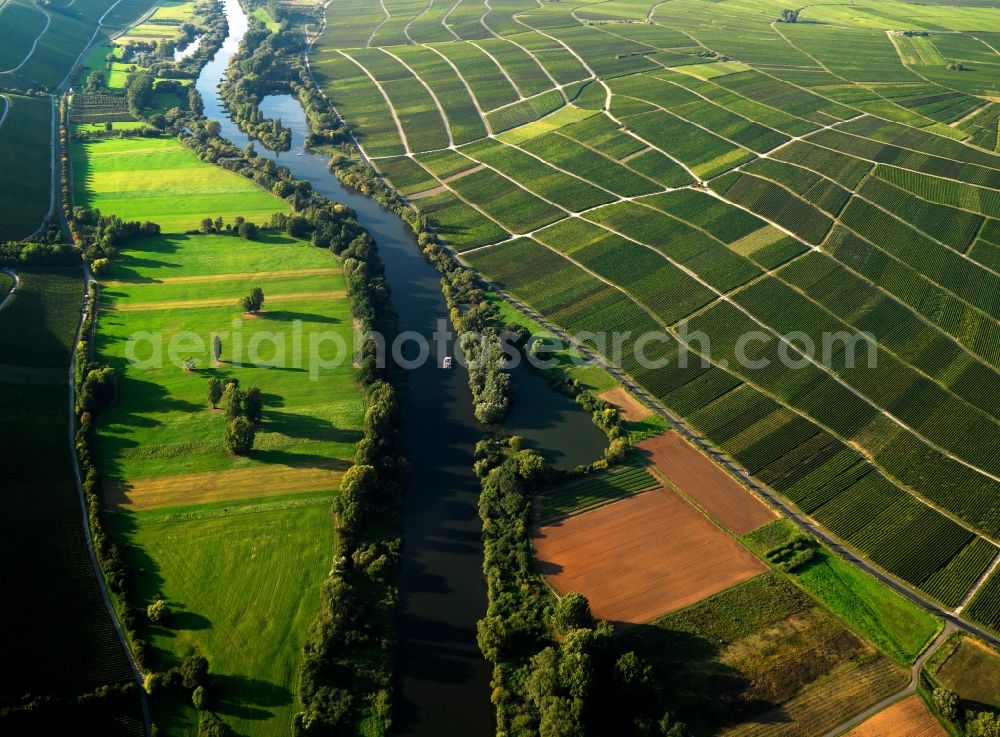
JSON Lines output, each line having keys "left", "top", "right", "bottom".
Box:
{"left": 194, "top": 2, "right": 607, "bottom": 732}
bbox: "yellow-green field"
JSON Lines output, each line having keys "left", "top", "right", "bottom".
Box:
{"left": 72, "top": 136, "right": 287, "bottom": 231}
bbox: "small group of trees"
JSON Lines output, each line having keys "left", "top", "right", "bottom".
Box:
{"left": 207, "top": 377, "right": 263, "bottom": 455}
{"left": 932, "top": 686, "right": 1000, "bottom": 736}
{"left": 778, "top": 8, "right": 799, "bottom": 22}
{"left": 199, "top": 215, "right": 260, "bottom": 239}
{"left": 239, "top": 286, "right": 265, "bottom": 314}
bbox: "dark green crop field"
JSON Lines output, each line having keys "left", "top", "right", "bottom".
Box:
{"left": 312, "top": 0, "right": 1000, "bottom": 623}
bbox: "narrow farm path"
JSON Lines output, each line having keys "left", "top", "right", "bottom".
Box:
{"left": 68, "top": 265, "right": 152, "bottom": 735}
{"left": 0, "top": 0, "right": 51, "bottom": 74}
{"left": 819, "top": 623, "right": 955, "bottom": 737}
{"left": 402, "top": 0, "right": 433, "bottom": 44}
{"left": 337, "top": 49, "right": 413, "bottom": 154}
{"left": 381, "top": 47, "right": 456, "bottom": 147}
{"left": 421, "top": 43, "right": 492, "bottom": 132}
{"left": 441, "top": 0, "right": 465, "bottom": 41}
{"left": 0, "top": 269, "right": 18, "bottom": 311}
{"left": 468, "top": 39, "right": 526, "bottom": 103}
{"left": 957, "top": 551, "right": 1000, "bottom": 614}
{"left": 366, "top": 0, "right": 390, "bottom": 48}
{"left": 0, "top": 94, "right": 9, "bottom": 130}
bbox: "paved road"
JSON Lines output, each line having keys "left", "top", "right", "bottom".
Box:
{"left": 0, "top": 268, "right": 18, "bottom": 311}
{"left": 467, "top": 267, "right": 1000, "bottom": 650}
{"left": 820, "top": 623, "right": 955, "bottom": 737}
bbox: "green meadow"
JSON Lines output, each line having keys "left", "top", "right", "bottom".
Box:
{"left": 110, "top": 494, "right": 335, "bottom": 737}
{"left": 70, "top": 105, "right": 365, "bottom": 734}
{"left": 71, "top": 136, "right": 287, "bottom": 232}
{"left": 92, "top": 231, "right": 363, "bottom": 736}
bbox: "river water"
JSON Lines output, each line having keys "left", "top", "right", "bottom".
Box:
{"left": 196, "top": 1, "right": 607, "bottom": 733}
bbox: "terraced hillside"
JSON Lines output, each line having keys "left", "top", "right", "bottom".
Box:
{"left": 312, "top": 0, "right": 1000, "bottom": 631}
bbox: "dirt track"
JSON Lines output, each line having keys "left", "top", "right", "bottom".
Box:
{"left": 533, "top": 488, "right": 766, "bottom": 624}
{"left": 638, "top": 432, "right": 775, "bottom": 535}
{"left": 843, "top": 695, "right": 946, "bottom": 737}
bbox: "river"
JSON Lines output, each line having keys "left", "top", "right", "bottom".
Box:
{"left": 196, "top": 1, "right": 608, "bottom": 733}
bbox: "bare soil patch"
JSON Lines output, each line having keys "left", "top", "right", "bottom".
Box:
{"left": 843, "top": 695, "right": 947, "bottom": 737}
{"left": 598, "top": 386, "right": 651, "bottom": 422}
{"left": 638, "top": 432, "right": 775, "bottom": 535}
{"left": 533, "top": 488, "right": 766, "bottom": 624}
{"left": 105, "top": 461, "right": 349, "bottom": 511}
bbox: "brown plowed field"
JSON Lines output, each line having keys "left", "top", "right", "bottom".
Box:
{"left": 533, "top": 488, "right": 766, "bottom": 624}
{"left": 638, "top": 432, "right": 775, "bottom": 535}
{"left": 598, "top": 386, "right": 651, "bottom": 422}
{"left": 844, "top": 696, "right": 947, "bottom": 737}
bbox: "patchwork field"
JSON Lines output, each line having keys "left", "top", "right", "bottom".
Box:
{"left": 312, "top": 0, "right": 1000, "bottom": 620}
{"left": 0, "top": 94, "right": 51, "bottom": 242}
{"left": 929, "top": 635, "right": 1000, "bottom": 708}
{"left": 68, "top": 77, "right": 364, "bottom": 734}
{"left": 843, "top": 696, "right": 947, "bottom": 737}
{"left": 533, "top": 488, "right": 766, "bottom": 623}
{"left": 71, "top": 137, "right": 288, "bottom": 232}
{"left": 91, "top": 231, "right": 362, "bottom": 736}
{"left": 624, "top": 574, "right": 910, "bottom": 736}
{"left": 638, "top": 431, "right": 776, "bottom": 535}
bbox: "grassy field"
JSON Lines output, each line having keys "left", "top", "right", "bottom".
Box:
{"left": 92, "top": 230, "right": 363, "bottom": 735}
{"left": 744, "top": 520, "right": 941, "bottom": 665}
{"left": 110, "top": 493, "right": 335, "bottom": 736}
{"left": 927, "top": 634, "right": 1000, "bottom": 709}
{"left": 0, "top": 270, "right": 139, "bottom": 706}
{"left": 0, "top": 94, "right": 51, "bottom": 242}
{"left": 623, "top": 573, "right": 910, "bottom": 736}
{"left": 71, "top": 136, "right": 287, "bottom": 232}
{"left": 310, "top": 0, "right": 1000, "bottom": 617}
{"left": 66, "top": 69, "right": 365, "bottom": 733}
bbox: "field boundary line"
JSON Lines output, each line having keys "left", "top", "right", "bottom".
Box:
{"left": 478, "top": 0, "right": 503, "bottom": 41}
{"left": 402, "top": 0, "right": 433, "bottom": 44}
{"left": 337, "top": 49, "right": 412, "bottom": 155}
{"left": 0, "top": 0, "right": 51, "bottom": 74}
{"left": 956, "top": 550, "right": 1000, "bottom": 614}
{"left": 420, "top": 43, "right": 492, "bottom": 133}
{"left": 440, "top": 0, "right": 464, "bottom": 41}
{"left": 380, "top": 47, "right": 455, "bottom": 147}
{"left": 468, "top": 39, "right": 527, "bottom": 101}
{"left": 366, "top": 0, "right": 390, "bottom": 48}
{"left": 0, "top": 93, "right": 9, "bottom": 131}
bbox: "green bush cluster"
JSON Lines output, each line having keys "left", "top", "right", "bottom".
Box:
{"left": 765, "top": 533, "right": 817, "bottom": 572}
{"left": 475, "top": 453, "right": 685, "bottom": 736}
{"left": 72, "top": 282, "right": 149, "bottom": 667}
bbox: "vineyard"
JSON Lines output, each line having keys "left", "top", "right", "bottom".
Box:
{"left": 314, "top": 0, "right": 1000, "bottom": 646}
{"left": 71, "top": 92, "right": 134, "bottom": 124}
{"left": 536, "top": 465, "right": 660, "bottom": 521}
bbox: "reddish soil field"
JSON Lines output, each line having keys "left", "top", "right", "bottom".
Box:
{"left": 638, "top": 432, "right": 775, "bottom": 535}
{"left": 598, "top": 387, "right": 651, "bottom": 421}
{"left": 533, "top": 489, "right": 766, "bottom": 624}
{"left": 844, "top": 696, "right": 947, "bottom": 737}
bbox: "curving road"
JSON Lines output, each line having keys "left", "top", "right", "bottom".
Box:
{"left": 0, "top": 0, "right": 51, "bottom": 75}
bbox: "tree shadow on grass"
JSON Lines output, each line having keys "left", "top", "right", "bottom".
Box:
{"left": 251, "top": 448, "right": 353, "bottom": 471}
{"left": 212, "top": 673, "right": 293, "bottom": 721}
{"left": 619, "top": 623, "right": 786, "bottom": 734}
{"left": 263, "top": 309, "right": 341, "bottom": 324}
{"left": 263, "top": 408, "right": 363, "bottom": 444}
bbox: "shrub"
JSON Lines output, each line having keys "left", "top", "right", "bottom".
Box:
{"left": 192, "top": 685, "right": 207, "bottom": 711}
{"left": 147, "top": 598, "right": 170, "bottom": 625}
{"left": 224, "top": 417, "right": 255, "bottom": 455}
{"left": 180, "top": 655, "right": 209, "bottom": 690}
